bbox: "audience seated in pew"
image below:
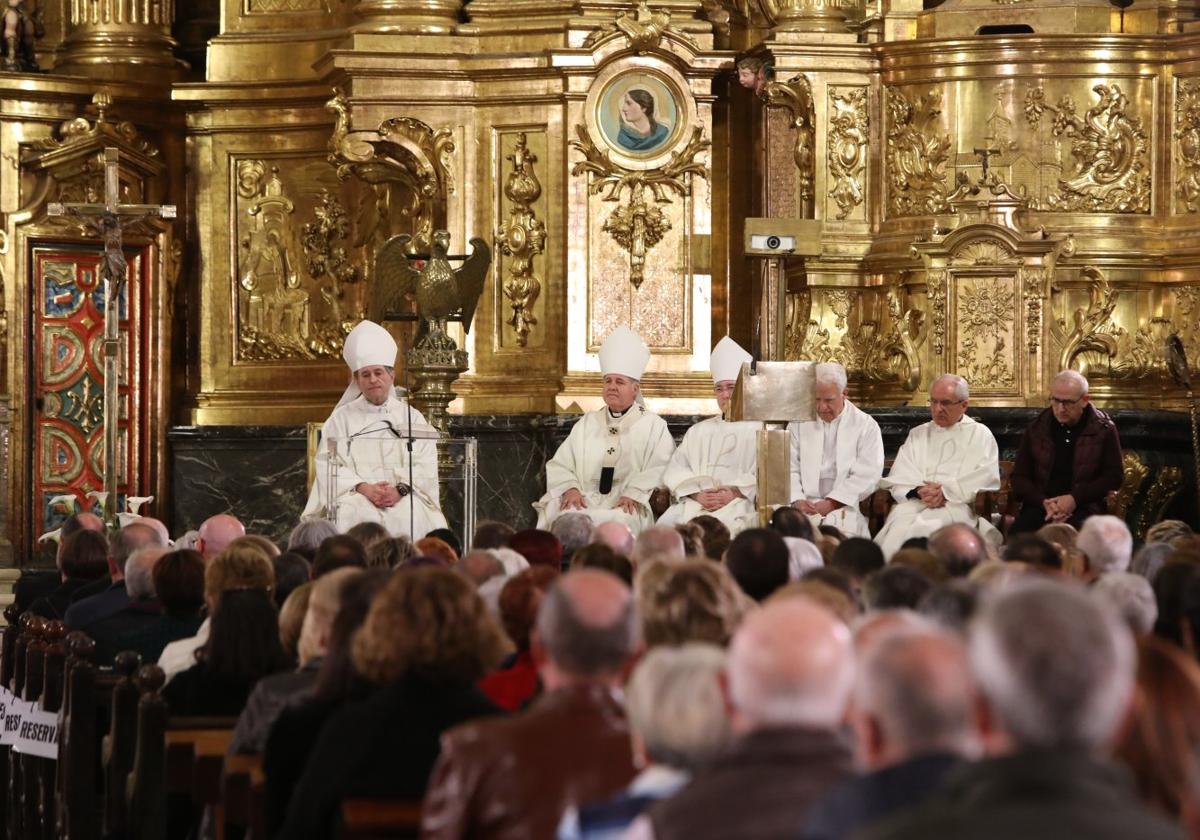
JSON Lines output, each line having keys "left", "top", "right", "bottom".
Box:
{"left": 26, "top": 528, "right": 110, "bottom": 620}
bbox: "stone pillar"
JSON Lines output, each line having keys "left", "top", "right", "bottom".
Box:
{"left": 57, "top": 0, "right": 184, "bottom": 81}
{"left": 353, "top": 0, "right": 461, "bottom": 34}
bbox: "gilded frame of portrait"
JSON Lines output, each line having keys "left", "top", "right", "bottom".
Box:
{"left": 585, "top": 62, "right": 696, "bottom": 170}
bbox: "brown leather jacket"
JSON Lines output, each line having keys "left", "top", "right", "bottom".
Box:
{"left": 421, "top": 684, "right": 636, "bottom": 839}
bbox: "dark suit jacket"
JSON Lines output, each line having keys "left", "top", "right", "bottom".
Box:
{"left": 82, "top": 598, "right": 166, "bottom": 665}
{"left": 27, "top": 577, "right": 98, "bottom": 621}
{"left": 229, "top": 660, "right": 321, "bottom": 755}
{"left": 64, "top": 580, "right": 129, "bottom": 630}
{"left": 277, "top": 675, "right": 499, "bottom": 840}
{"left": 862, "top": 750, "right": 1183, "bottom": 840}
{"left": 1010, "top": 404, "right": 1123, "bottom": 529}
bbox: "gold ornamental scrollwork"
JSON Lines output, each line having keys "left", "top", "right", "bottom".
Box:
{"left": 1053, "top": 265, "right": 1118, "bottom": 372}
{"left": 1175, "top": 79, "right": 1200, "bottom": 214}
{"left": 495, "top": 133, "right": 547, "bottom": 348}
{"left": 583, "top": 0, "right": 699, "bottom": 52}
{"left": 1020, "top": 265, "right": 1049, "bottom": 354}
{"left": 570, "top": 124, "right": 710, "bottom": 291}
{"left": 325, "top": 89, "right": 455, "bottom": 253}
{"left": 926, "top": 269, "right": 948, "bottom": 355}
{"left": 761, "top": 75, "right": 815, "bottom": 203}
{"left": 30, "top": 93, "right": 158, "bottom": 159}
{"left": 1024, "top": 84, "right": 1150, "bottom": 214}
{"left": 827, "top": 87, "right": 868, "bottom": 220}
{"left": 886, "top": 87, "right": 952, "bottom": 217}
{"left": 956, "top": 278, "right": 1017, "bottom": 388}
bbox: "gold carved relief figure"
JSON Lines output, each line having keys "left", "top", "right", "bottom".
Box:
{"left": 238, "top": 165, "right": 309, "bottom": 344}
{"left": 496, "top": 133, "right": 547, "bottom": 348}
{"left": 956, "top": 277, "right": 1017, "bottom": 389}
{"left": 827, "top": 87, "right": 868, "bottom": 220}
{"left": 886, "top": 87, "right": 953, "bottom": 217}
{"left": 1174, "top": 79, "right": 1200, "bottom": 214}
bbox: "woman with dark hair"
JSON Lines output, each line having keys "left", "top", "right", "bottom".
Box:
{"left": 479, "top": 565, "right": 559, "bottom": 710}
{"left": 28, "top": 529, "right": 110, "bottom": 619}
{"left": 509, "top": 528, "right": 564, "bottom": 570}
{"left": 768, "top": 505, "right": 816, "bottom": 543}
{"left": 617, "top": 88, "right": 670, "bottom": 152}
{"left": 277, "top": 567, "right": 507, "bottom": 840}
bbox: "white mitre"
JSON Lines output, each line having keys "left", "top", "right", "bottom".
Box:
{"left": 710, "top": 336, "right": 752, "bottom": 384}
{"left": 337, "top": 320, "right": 399, "bottom": 407}
{"left": 598, "top": 325, "right": 651, "bottom": 380}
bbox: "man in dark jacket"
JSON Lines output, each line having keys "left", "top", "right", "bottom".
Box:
{"left": 865, "top": 580, "right": 1183, "bottom": 840}
{"left": 421, "top": 569, "right": 640, "bottom": 839}
{"left": 1009, "top": 370, "right": 1123, "bottom": 534}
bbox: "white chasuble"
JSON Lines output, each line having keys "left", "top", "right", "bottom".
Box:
{"left": 873, "top": 415, "right": 1001, "bottom": 560}
{"left": 657, "top": 417, "right": 759, "bottom": 534}
{"left": 302, "top": 395, "right": 448, "bottom": 539}
{"left": 535, "top": 405, "right": 675, "bottom": 534}
{"left": 787, "top": 400, "right": 885, "bottom": 538}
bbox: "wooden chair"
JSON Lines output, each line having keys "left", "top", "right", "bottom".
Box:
{"left": 862, "top": 460, "right": 1016, "bottom": 538}
{"left": 339, "top": 799, "right": 424, "bottom": 840}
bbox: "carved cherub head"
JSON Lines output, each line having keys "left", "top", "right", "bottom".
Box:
{"left": 736, "top": 56, "right": 770, "bottom": 95}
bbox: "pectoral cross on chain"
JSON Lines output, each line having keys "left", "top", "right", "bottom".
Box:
{"left": 973, "top": 146, "right": 1002, "bottom": 183}
{"left": 48, "top": 147, "right": 176, "bottom": 527}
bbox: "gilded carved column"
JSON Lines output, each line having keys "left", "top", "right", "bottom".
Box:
{"left": 353, "top": 0, "right": 460, "bottom": 34}
{"left": 57, "top": 0, "right": 183, "bottom": 80}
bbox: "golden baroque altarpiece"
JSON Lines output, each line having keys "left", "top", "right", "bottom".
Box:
{"left": 2, "top": 0, "right": 1200, "bottom": 552}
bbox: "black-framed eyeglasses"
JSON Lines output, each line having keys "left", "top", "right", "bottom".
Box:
{"left": 929, "top": 399, "right": 965, "bottom": 408}
{"left": 1049, "top": 396, "right": 1081, "bottom": 407}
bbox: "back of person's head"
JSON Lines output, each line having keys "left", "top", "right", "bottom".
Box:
{"left": 125, "top": 547, "right": 166, "bottom": 601}
{"left": 1146, "top": 519, "right": 1194, "bottom": 546}
{"left": 689, "top": 515, "right": 731, "bottom": 562}
{"left": 112, "top": 522, "right": 165, "bottom": 574}
{"left": 918, "top": 580, "right": 979, "bottom": 632}
{"left": 414, "top": 536, "right": 458, "bottom": 566}
{"left": 426, "top": 528, "right": 463, "bottom": 559}
{"left": 1094, "top": 572, "right": 1158, "bottom": 636}
{"left": 673, "top": 522, "right": 706, "bottom": 559}
{"left": 59, "top": 529, "right": 110, "bottom": 581}
{"left": 1002, "top": 535, "right": 1062, "bottom": 570}
{"left": 312, "top": 568, "right": 390, "bottom": 703}
{"left": 473, "top": 520, "right": 517, "bottom": 550}
{"left": 1077, "top": 515, "right": 1133, "bottom": 575}
{"left": 863, "top": 565, "right": 933, "bottom": 611}
{"left": 818, "top": 524, "right": 846, "bottom": 544}
{"left": 727, "top": 599, "right": 855, "bottom": 732}
{"left": 1152, "top": 560, "right": 1200, "bottom": 646}
{"left": 153, "top": 549, "right": 205, "bottom": 619}
{"left": 197, "top": 513, "right": 246, "bottom": 560}
{"left": 783, "top": 536, "right": 823, "bottom": 580}
{"left": 312, "top": 534, "right": 368, "bottom": 577}
{"left": 725, "top": 528, "right": 789, "bottom": 602}
{"left": 590, "top": 521, "right": 635, "bottom": 556}
{"left": 626, "top": 644, "right": 731, "bottom": 771}
{"left": 768, "top": 506, "right": 815, "bottom": 542}
{"left": 550, "top": 513, "right": 593, "bottom": 559}
{"left": 1132, "top": 542, "right": 1175, "bottom": 583}
{"left": 1036, "top": 522, "right": 1079, "bottom": 553}
{"left": 498, "top": 565, "right": 560, "bottom": 652}
{"left": 801, "top": 566, "right": 857, "bottom": 602}
{"left": 769, "top": 579, "right": 859, "bottom": 626}
{"left": 279, "top": 582, "right": 313, "bottom": 663}
{"left": 511, "top": 528, "right": 565, "bottom": 570}
{"left": 536, "top": 569, "right": 639, "bottom": 679}
{"left": 854, "top": 629, "right": 979, "bottom": 767}
{"left": 458, "top": 549, "right": 505, "bottom": 586}
{"left": 203, "top": 587, "right": 287, "bottom": 681}
{"left": 346, "top": 521, "right": 390, "bottom": 552}
{"left": 298, "top": 567, "right": 360, "bottom": 665}
{"left": 928, "top": 524, "right": 988, "bottom": 578}
{"left": 367, "top": 536, "right": 414, "bottom": 570}
{"left": 1115, "top": 635, "right": 1200, "bottom": 821}
{"left": 632, "top": 526, "right": 686, "bottom": 569}
{"left": 570, "top": 542, "right": 634, "bottom": 585}
{"left": 830, "top": 537, "right": 885, "bottom": 582}
{"left": 287, "top": 519, "right": 338, "bottom": 559}
{"left": 640, "top": 561, "right": 749, "bottom": 648}
{"left": 969, "top": 579, "right": 1135, "bottom": 752}
{"left": 900, "top": 536, "right": 929, "bottom": 552}
{"left": 272, "top": 552, "right": 311, "bottom": 608}
{"left": 353, "top": 566, "right": 509, "bottom": 684}
{"left": 205, "top": 542, "right": 275, "bottom": 604}
{"left": 60, "top": 511, "right": 104, "bottom": 544}
{"left": 231, "top": 534, "right": 280, "bottom": 560}
{"left": 889, "top": 547, "right": 947, "bottom": 582}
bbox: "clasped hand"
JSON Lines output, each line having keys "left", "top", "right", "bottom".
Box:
{"left": 1043, "top": 494, "right": 1076, "bottom": 523}
{"left": 356, "top": 481, "right": 404, "bottom": 509}
{"left": 562, "top": 487, "right": 639, "bottom": 515}
{"left": 917, "top": 482, "right": 946, "bottom": 509}
{"left": 793, "top": 498, "right": 839, "bottom": 517}
{"left": 691, "top": 487, "right": 740, "bottom": 511}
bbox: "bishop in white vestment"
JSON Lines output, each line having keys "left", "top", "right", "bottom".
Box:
{"left": 657, "top": 337, "right": 758, "bottom": 534}
{"left": 303, "top": 320, "right": 448, "bottom": 538}
{"left": 535, "top": 327, "right": 675, "bottom": 534}
{"left": 874, "top": 374, "right": 1001, "bottom": 560}
{"left": 788, "top": 362, "right": 884, "bottom": 538}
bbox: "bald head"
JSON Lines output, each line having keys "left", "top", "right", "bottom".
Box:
{"left": 632, "top": 526, "right": 686, "bottom": 568}
{"left": 59, "top": 511, "right": 106, "bottom": 563}
{"left": 197, "top": 514, "right": 246, "bottom": 561}
{"left": 135, "top": 516, "right": 171, "bottom": 546}
{"left": 591, "top": 521, "right": 635, "bottom": 556}
{"left": 727, "top": 599, "right": 854, "bottom": 733}
{"left": 536, "top": 568, "right": 639, "bottom": 680}
{"left": 928, "top": 523, "right": 988, "bottom": 577}
{"left": 852, "top": 609, "right": 933, "bottom": 655}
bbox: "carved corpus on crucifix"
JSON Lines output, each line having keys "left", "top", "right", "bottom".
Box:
{"left": 48, "top": 147, "right": 176, "bottom": 527}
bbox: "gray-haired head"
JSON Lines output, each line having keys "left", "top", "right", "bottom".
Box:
{"left": 969, "top": 579, "right": 1135, "bottom": 752}
{"left": 1051, "top": 369, "right": 1089, "bottom": 397}
{"left": 1144, "top": 519, "right": 1193, "bottom": 546}
{"left": 551, "top": 512, "right": 595, "bottom": 555}
{"left": 288, "top": 519, "right": 339, "bottom": 554}
{"left": 930, "top": 374, "right": 969, "bottom": 401}
{"left": 1076, "top": 515, "right": 1132, "bottom": 574}
{"left": 1130, "top": 541, "right": 1175, "bottom": 583}
{"left": 1092, "top": 571, "right": 1157, "bottom": 636}
{"left": 125, "top": 546, "right": 167, "bottom": 601}
{"left": 632, "top": 526, "right": 686, "bottom": 569}
{"left": 626, "top": 643, "right": 731, "bottom": 771}
{"left": 814, "top": 362, "right": 848, "bottom": 393}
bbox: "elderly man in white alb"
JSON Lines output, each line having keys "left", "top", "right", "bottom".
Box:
{"left": 787, "top": 362, "right": 884, "bottom": 538}
{"left": 873, "top": 373, "right": 1001, "bottom": 560}
{"left": 302, "top": 320, "right": 447, "bottom": 538}
{"left": 657, "top": 337, "right": 758, "bottom": 534}
{"left": 535, "top": 326, "right": 675, "bottom": 534}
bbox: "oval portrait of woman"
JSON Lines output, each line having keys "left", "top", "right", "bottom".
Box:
{"left": 596, "top": 74, "right": 681, "bottom": 158}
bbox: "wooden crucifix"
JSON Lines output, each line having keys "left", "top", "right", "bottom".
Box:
{"left": 48, "top": 147, "right": 176, "bottom": 527}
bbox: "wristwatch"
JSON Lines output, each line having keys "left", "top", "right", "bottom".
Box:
{"left": 395, "top": 483, "right": 411, "bottom": 497}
